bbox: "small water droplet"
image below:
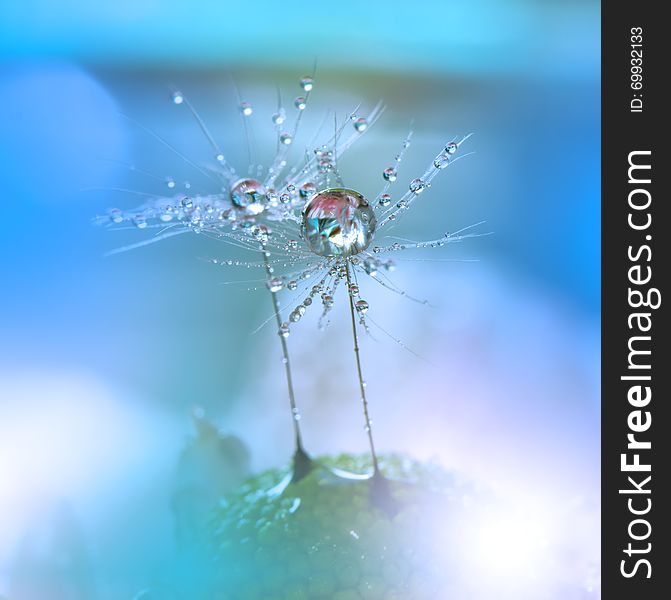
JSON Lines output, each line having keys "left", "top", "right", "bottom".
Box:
{"left": 279, "top": 133, "right": 292, "bottom": 145}
{"left": 181, "top": 197, "right": 193, "bottom": 208}
{"left": 172, "top": 91, "right": 184, "bottom": 105}
{"left": 355, "top": 299, "right": 369, "bottom": 313}
{"left": 239, "top": 101, "right": 253, "bottom": 116}
{"left": 363, "top": 259, "right": 378, "bottom": 276}
{"left": 216, "top": 153, "right": 225, "bottom": 163}
{"left": 166, "top": 177, "right": 175, "bottom": 189}
{"left": 383, "top": 167, "right": 397, "bottom": 182}
{"left": 445, "top": 141, "right": 458, "bottom": 155}
{"left": 300, "top": 182, "right": 316, "bottom": 198}
{"left": 267, "top": 277, "right": 283, "bottom": 293}
{"left": 108, "top": 209, "right": 123, "bottom": 224}
{"left": 279, "top": 323, "right": 290, "bottom": 338}
{"left": 322, "top": 295, "right": 334, "bottom": 307}
{"left": 294, "top": 96, "right": 307, "bottom": 110}
{"left": 133, "top": 216, "right": 147, "bottom": 229}
{"left": 287, "top": 280, "right": 298, "bottom": 291}
{"left": 271, "top": 109, "right": 286, "bottom": 125}
{"left": 433, "top": 153, "right": 450, "bottom": 169}
{"left": 409, "top": 178, "right": 428, "bottom": 194}
{"left": 300, "top": 76, "right": 314, "bottom": 92}
{"left": 378, "top": 194, "right": 391, "bottom": 207}
{"left": 353, "top": 117, "right": 368, "bottom": 132}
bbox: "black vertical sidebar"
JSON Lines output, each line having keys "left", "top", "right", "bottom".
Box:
{"left": 602, "top": 2, "right": 669, "bottom": 599}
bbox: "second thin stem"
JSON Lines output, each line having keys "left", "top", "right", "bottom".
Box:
{"left": 345, "top": 263, "right": 380, "bottom": 476}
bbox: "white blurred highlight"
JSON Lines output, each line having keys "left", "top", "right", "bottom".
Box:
{"left": 0, "top": 369, "right": 179, "bottom": 587}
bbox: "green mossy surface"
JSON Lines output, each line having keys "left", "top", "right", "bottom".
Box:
{"left": 209, "top": 454, "right": 474, "bottom": 599}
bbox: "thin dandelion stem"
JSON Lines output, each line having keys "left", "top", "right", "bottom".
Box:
{"left": 261, "top": 248, "right": 311, "bottom": 479}
{"left": 345, "top": 263, "right": 380, "bottom": 476}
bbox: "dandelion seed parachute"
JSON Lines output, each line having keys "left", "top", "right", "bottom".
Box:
{"left": 97, "top": 75, "right": 386, "bottom": 481}
{"left": 97, "top": 73, "right": 484, "bottom": 491}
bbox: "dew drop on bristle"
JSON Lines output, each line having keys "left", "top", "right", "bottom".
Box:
{"left": 109, "top": 209, "right": 123, "bottom": 224}
{"left": 300, "top": 182, "right": 316, "bottom": 198}
{"left": 230, "top": 178, "right": 267, "bottom": 216}
{"left": 433, "top": 153, "right": 450, "bottom": 169}
{"left": 378, "top": 194, "right": 391, "bottom": 207}
{"left": 133, "top": 216, "right": 147, "bottom": 229}
{"left": 271, "top": 110, "right": 286, "bottom": 125}
{"left": 267, "top": 277, "right": 283, "bottom": 293}
{"left": 172, "top": 91, "right": 184, "bottom": 105}
{"left": 355, "top": 299, "right": 369, "bottom": 313}
{"left": 240, "top": 102, "right": 253, "bottom": 116}
{"left": 279, "top": 133, "right": 293, "bottom": 145}
{"left": 166, "top": 177, "right": 175, "bottom": 189}
{"left": 409, "top": 178, "right": 428, "bottom": 194}
{"left": 363, "top": 259, "right": 378, "bottom": 276}
{"left": 353, "top": 117, "right": 368, "bottom": 132}
{"left": 279, "top": 323, "right": 290, "bottom": 338}
{"left": 383, "top": 167, "right": 397, "bottom": 182}
{"left": 445, "top": 141, "right": 458, "bottom": 155}
{"left": 300, "top": 76, "right": 314, "bottom": 92}
{"left": 294, "top": 97, "right": 307, "bottom": 110}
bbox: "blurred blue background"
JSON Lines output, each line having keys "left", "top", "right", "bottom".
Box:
{"left": 0, "top": 1, "right": 600, "bottom": 598}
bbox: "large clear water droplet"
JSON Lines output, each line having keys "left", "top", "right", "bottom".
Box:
{"left": 294, "top": 96, "right": 307, "bottom": 110}
{"left": 301, "top": 188, "right": 377, "bottom": 257}
{"left": 230, "top": 178, "right": 267, "bottom": 216}
{"left": 445, "top": 141, "right": 458, "bottom": 155}
{"left": 279, "top": 133, "right": 292, "bottom": 145}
